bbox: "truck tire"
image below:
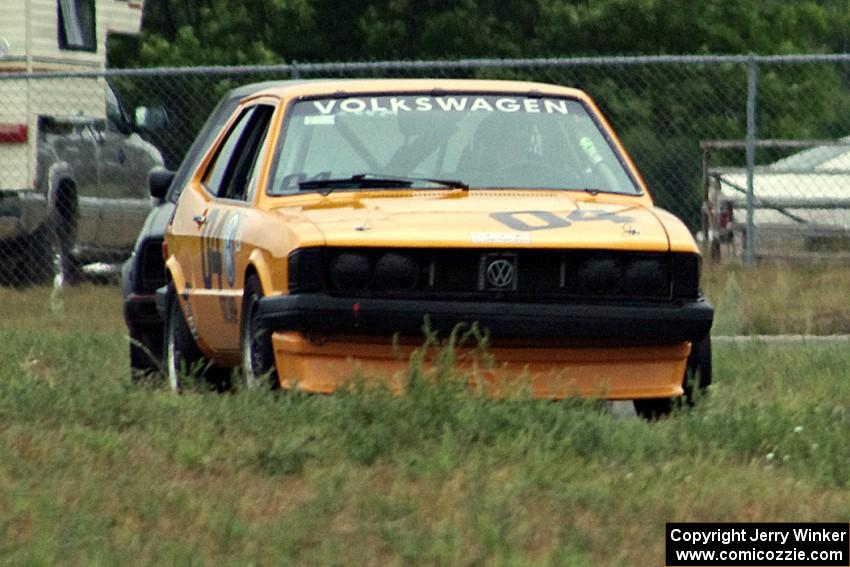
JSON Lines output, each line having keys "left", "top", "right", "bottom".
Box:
{"left": 51, "top": 184, "right": 80, "bottom": 285}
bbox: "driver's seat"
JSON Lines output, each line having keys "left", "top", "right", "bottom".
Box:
{"left": 455, "top": 113, "right": 544, "bottom": 184}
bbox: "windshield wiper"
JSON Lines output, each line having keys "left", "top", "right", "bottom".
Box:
{"left": 581, "top": 187, "right": 638, "bottom": 196}
{"left": 299, "top": 173, "right": 468, "bottom": 195}
{"left": 378, "top": 174, "right": 469, "bottom": 191}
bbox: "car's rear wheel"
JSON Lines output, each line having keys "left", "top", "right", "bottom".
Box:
{"left": 240, "top": 275, "right": 279, "bottom": 390}
{"left": 633, "top": 335, "right": 712, "bottom": 419}
{"left": 164, "top": 283, "right": 222, "bottom": 392}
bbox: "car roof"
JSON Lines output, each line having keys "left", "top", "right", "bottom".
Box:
{"left": 224, "top": 80, "right": 307, "bottom": 98}
{"left": 161, "top": 82, "right": 296, "bottom": 200}
{"left": 241, "top": 78, "right": 590, "bottom": 101}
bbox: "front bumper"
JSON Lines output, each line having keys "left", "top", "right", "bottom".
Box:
{"left": 257, "top": 294, "right": 713, "bottom": 343}
{"left": 124, "top": 260, "right": 163, "bottom": 330}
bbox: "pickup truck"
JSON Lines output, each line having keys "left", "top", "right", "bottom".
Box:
{"left": 0, "top": 82, "right": 164, "bottom": 284}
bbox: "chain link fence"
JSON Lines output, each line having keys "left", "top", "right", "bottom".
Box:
{"left": 3, "top": 55, "right": 850, "bottom": 287}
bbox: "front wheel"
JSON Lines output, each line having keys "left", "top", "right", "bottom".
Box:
{"left": 240, "top": 275, "right": 279, "bottom": 390}
{"left": 634, "top": 335, "right": 712, "bottom": 419}
{"left": 51, "top": 184, "right": 81, "bottom": 285}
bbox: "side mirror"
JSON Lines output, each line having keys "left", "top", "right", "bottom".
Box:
{"left": 148, "top": 166, "right": 176, "bottom": 200}
{"left": 134, "top": 106, "right": 168, "bottom": 131}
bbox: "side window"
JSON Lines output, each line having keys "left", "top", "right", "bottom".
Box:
{"left": 105, "top": 86, "right": 130, "bottom": 134}
{"left": 203, "top": 105, "right": 275, "bottom": 201}
{"left": 58, "top": 0, "right": 96, "bottom": 52}
{"left": 244, "top": 126, "right": 272, "bottom": 202}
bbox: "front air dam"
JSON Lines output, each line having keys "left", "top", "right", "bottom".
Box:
{"left": 269, "top": 331, "right": 690, "bottom": 400}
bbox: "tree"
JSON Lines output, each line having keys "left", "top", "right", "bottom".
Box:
{"left": 107, "top": 0, "right": 850, "bottom": 225}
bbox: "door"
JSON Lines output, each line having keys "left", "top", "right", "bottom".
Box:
{"left": 92, "top": 85, "right": 160, "bottom": 252}
{"left": 182, "top": 102, "right": 276, "bottom": 355}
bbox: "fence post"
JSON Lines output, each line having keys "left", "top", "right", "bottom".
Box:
{"left": 745, "top": 56, "right": 758, "bottom": 266}
{"left": 291, "top": 60, "right": 300, "bottom": 79}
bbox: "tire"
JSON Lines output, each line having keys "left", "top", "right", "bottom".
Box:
{"left": 634, "top": 335, "right": 712, "bottom": 419}
{"left": 240, "top": 275, "right": 279, "bottom": 390}
{"left": 683, "top": 333, "right": 712, "bottom": 404}
{"left": 28, "top": 224, "right": 58, "bottom": 284}
{"left": 129, "top": 326, "right": 163, "bottom": 382}
{"left": 710, "top": 237, "right": 722, "bottom": 261}
{"left": 163, "top": 283, "right": 221, "bottom": 392}
{"left": 51, "top": 184, "right": 81, "bottom": 286}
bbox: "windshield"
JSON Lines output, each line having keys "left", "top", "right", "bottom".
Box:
{"left": 268, "top": 94, "right": 641, "bottom": 196}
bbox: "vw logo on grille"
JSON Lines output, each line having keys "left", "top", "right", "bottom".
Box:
{"left": 486, "top": 258, "right": 515, "bottom": 288}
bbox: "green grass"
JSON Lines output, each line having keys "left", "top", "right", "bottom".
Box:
{"left": 3, "top": 278, "right": 850, "bottom": 565}
{"left": 0, "top": 284, "right": 125, "bottom": 331}
{"left": 703, "top": 262, "right": 850, "bottom": 335}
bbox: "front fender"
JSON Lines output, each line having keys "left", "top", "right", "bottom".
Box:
{"left": 158, "top": 257, "right": 190, "bottom": 328}
{"left": 247, "top": 248, "right": 277, "bottom": 296}
{"left": 45, "top": 161, "right": 74, "bottom": 212}
{"left": 164, "top": 255, "right": 188, "bottom": 296}
{"left": 1, "top": 161, "right": 72, "bottom": 236}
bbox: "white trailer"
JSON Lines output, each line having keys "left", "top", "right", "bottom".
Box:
{"left": 0, "top": 0, "right": 164, "bottom": 282}
{"left": 703, "top": 139, "right": 850, "bottom": 261}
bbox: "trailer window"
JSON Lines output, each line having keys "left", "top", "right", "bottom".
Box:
{"left": 58, "top": 0, "right": 96, "bottom": 52}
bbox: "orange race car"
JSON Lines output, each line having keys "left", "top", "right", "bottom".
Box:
{"left": 159, "top": 79, "right": 713, "bottom": 416}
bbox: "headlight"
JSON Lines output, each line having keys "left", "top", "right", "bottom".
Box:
{"left": 577, "top": 255, "right": 623, "bottom": 295}
{"left": 288, "top": 247, "right": 325, "bottom": 293}
{"left": 330, "top": 252, "right": 371, "bottom": 291}
{"left": 623, "top": 258, "right": 667, "bottom": 297}
{"left": 671, "top": 254, "right": 701, "bottom": 299}
{"left": 374, "top": 252, "right": 419, "bottom": 290}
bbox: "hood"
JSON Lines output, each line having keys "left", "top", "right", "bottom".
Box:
{"left": 274, "top": 190, "right": 673, "bottom": 251}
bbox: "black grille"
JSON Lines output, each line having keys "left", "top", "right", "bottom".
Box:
{"left": 292, "top": 247, "right": 702, "bottom": 303}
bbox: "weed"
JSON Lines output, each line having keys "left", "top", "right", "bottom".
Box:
{"left": 1, "top": 275, "right": 850, "bottom": 564}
